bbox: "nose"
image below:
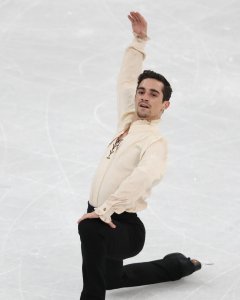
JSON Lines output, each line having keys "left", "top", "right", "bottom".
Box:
{"left": 140, "top": 98, "right": 149, "bottom": 105}
{"left": 140, "top": 93, "right": 149, "bottom": 102}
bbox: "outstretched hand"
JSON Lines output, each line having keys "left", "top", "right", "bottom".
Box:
{"left": 77, "top": 211, "right": 116, "bottom": 229}
{"left": 128, "top": 11, "right": 148, "bottom": 39}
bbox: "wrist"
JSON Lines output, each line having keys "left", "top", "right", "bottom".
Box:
{"left": 133, "top": 31, "right": 149, "bottom": 41}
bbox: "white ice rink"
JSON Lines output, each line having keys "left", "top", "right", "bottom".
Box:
{"left": 0, "top": 0, "right": 240, "bottom": 299}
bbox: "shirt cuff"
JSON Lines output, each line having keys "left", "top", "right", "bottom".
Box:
{"left": 94, "top": 204, "right": 115, "bottom": 223}
{"left": 133, "top": 32, "right": 150, "bottom": 42}
{"left": 130, "top": 34, "right": 150, "bottom": 57}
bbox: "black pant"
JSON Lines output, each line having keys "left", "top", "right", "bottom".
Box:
{"left": 78, "top": 203, "right": 196, "bottom": 300}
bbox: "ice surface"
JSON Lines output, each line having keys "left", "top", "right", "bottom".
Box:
{"left": 0, "top": 0, "right": 240, "bottom": 299}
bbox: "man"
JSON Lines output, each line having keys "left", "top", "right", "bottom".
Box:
{"left": 77, "top": 11, "right": 201, "bottom": 300}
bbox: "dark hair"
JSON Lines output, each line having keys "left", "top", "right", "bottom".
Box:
{"left": 137, "top": 70, "right": 172, "bottom": 101}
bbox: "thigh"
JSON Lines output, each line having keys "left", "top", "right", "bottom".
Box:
{"left": 103, "top": 219, "right": 144, "bottom": 260}
{"left": 78, "top": 217, "right": 145, "bottom": 260}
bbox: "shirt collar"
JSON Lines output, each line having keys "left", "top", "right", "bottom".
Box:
{"left": 132, "top": 119, "right": 160, "bottom": 125}
{"left": 127, "top": 118, "right": 161, "bottom": 133}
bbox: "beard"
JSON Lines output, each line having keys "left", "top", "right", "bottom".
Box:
{"left": 136, "top": 107, "right": 150, "bottom": 119}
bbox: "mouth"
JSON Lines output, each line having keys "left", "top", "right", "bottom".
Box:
{"left": 139, "top": 102, "right": 150, "bottom": 109}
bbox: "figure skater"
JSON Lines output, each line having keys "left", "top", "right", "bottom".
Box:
{"left": 77, "top": 11, "right": 201, "bottom": 300}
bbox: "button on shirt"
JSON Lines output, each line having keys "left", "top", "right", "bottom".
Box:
{"left": 89, "top": 35, "right": 168, "bottom": 223}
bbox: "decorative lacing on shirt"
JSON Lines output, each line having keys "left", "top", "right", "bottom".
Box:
{"left": 106, "top": 136, "right": 123, "bottom": 159}
{"left": 106, "top": 128, "right": 130, "bottom": 159}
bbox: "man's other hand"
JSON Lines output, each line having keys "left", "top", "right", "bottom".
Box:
{"left": 77, "top": 212, "right": 116, "bottom": 229}
{"left": 128, "top": 11, "right": 148, "bottom": 39}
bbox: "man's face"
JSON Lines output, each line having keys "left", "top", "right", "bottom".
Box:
{"left": 135, "top": 78, "right": 170, "bottom": 121}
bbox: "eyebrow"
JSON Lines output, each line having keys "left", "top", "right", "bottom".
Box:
{"left": 137, "top": 87, "right": 160, "bottom": 95}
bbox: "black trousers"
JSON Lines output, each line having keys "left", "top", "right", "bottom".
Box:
{"left": 78, "top": 203, "right": 196, "bottom": 300}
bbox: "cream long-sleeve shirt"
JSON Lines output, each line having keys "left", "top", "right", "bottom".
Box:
{"left": 89, "top": 35, "right": 168, "bottom": 223}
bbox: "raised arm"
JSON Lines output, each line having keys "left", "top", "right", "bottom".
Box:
{"left": 117, "top": 12, "right": 149, "bottom": 130}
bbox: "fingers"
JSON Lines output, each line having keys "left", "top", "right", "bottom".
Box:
{"left": 108, "top": 221, "right": 116, "bottom": 229}
{"left": 128, "top": 11, "right": 138, "bottom": 24}
{"left": 77, "top": 213, "right": 116, "bottom": 229}
{"left": 128, "top": 11, "right": 146, "bottom": 25}
{"left": 77, "top": 214, "right": 86, "bottom": 224}
{"left": 134, "top": 12, "right": 141, "bottom": 23}
{"left": 128, "top": 13, "right": 134, "bottom": 21}
{"left": 77, "top": 212, "right": 99, "bottom": 224}
{"left": 77, "top": 214, "right": 116, "bottom": 229}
